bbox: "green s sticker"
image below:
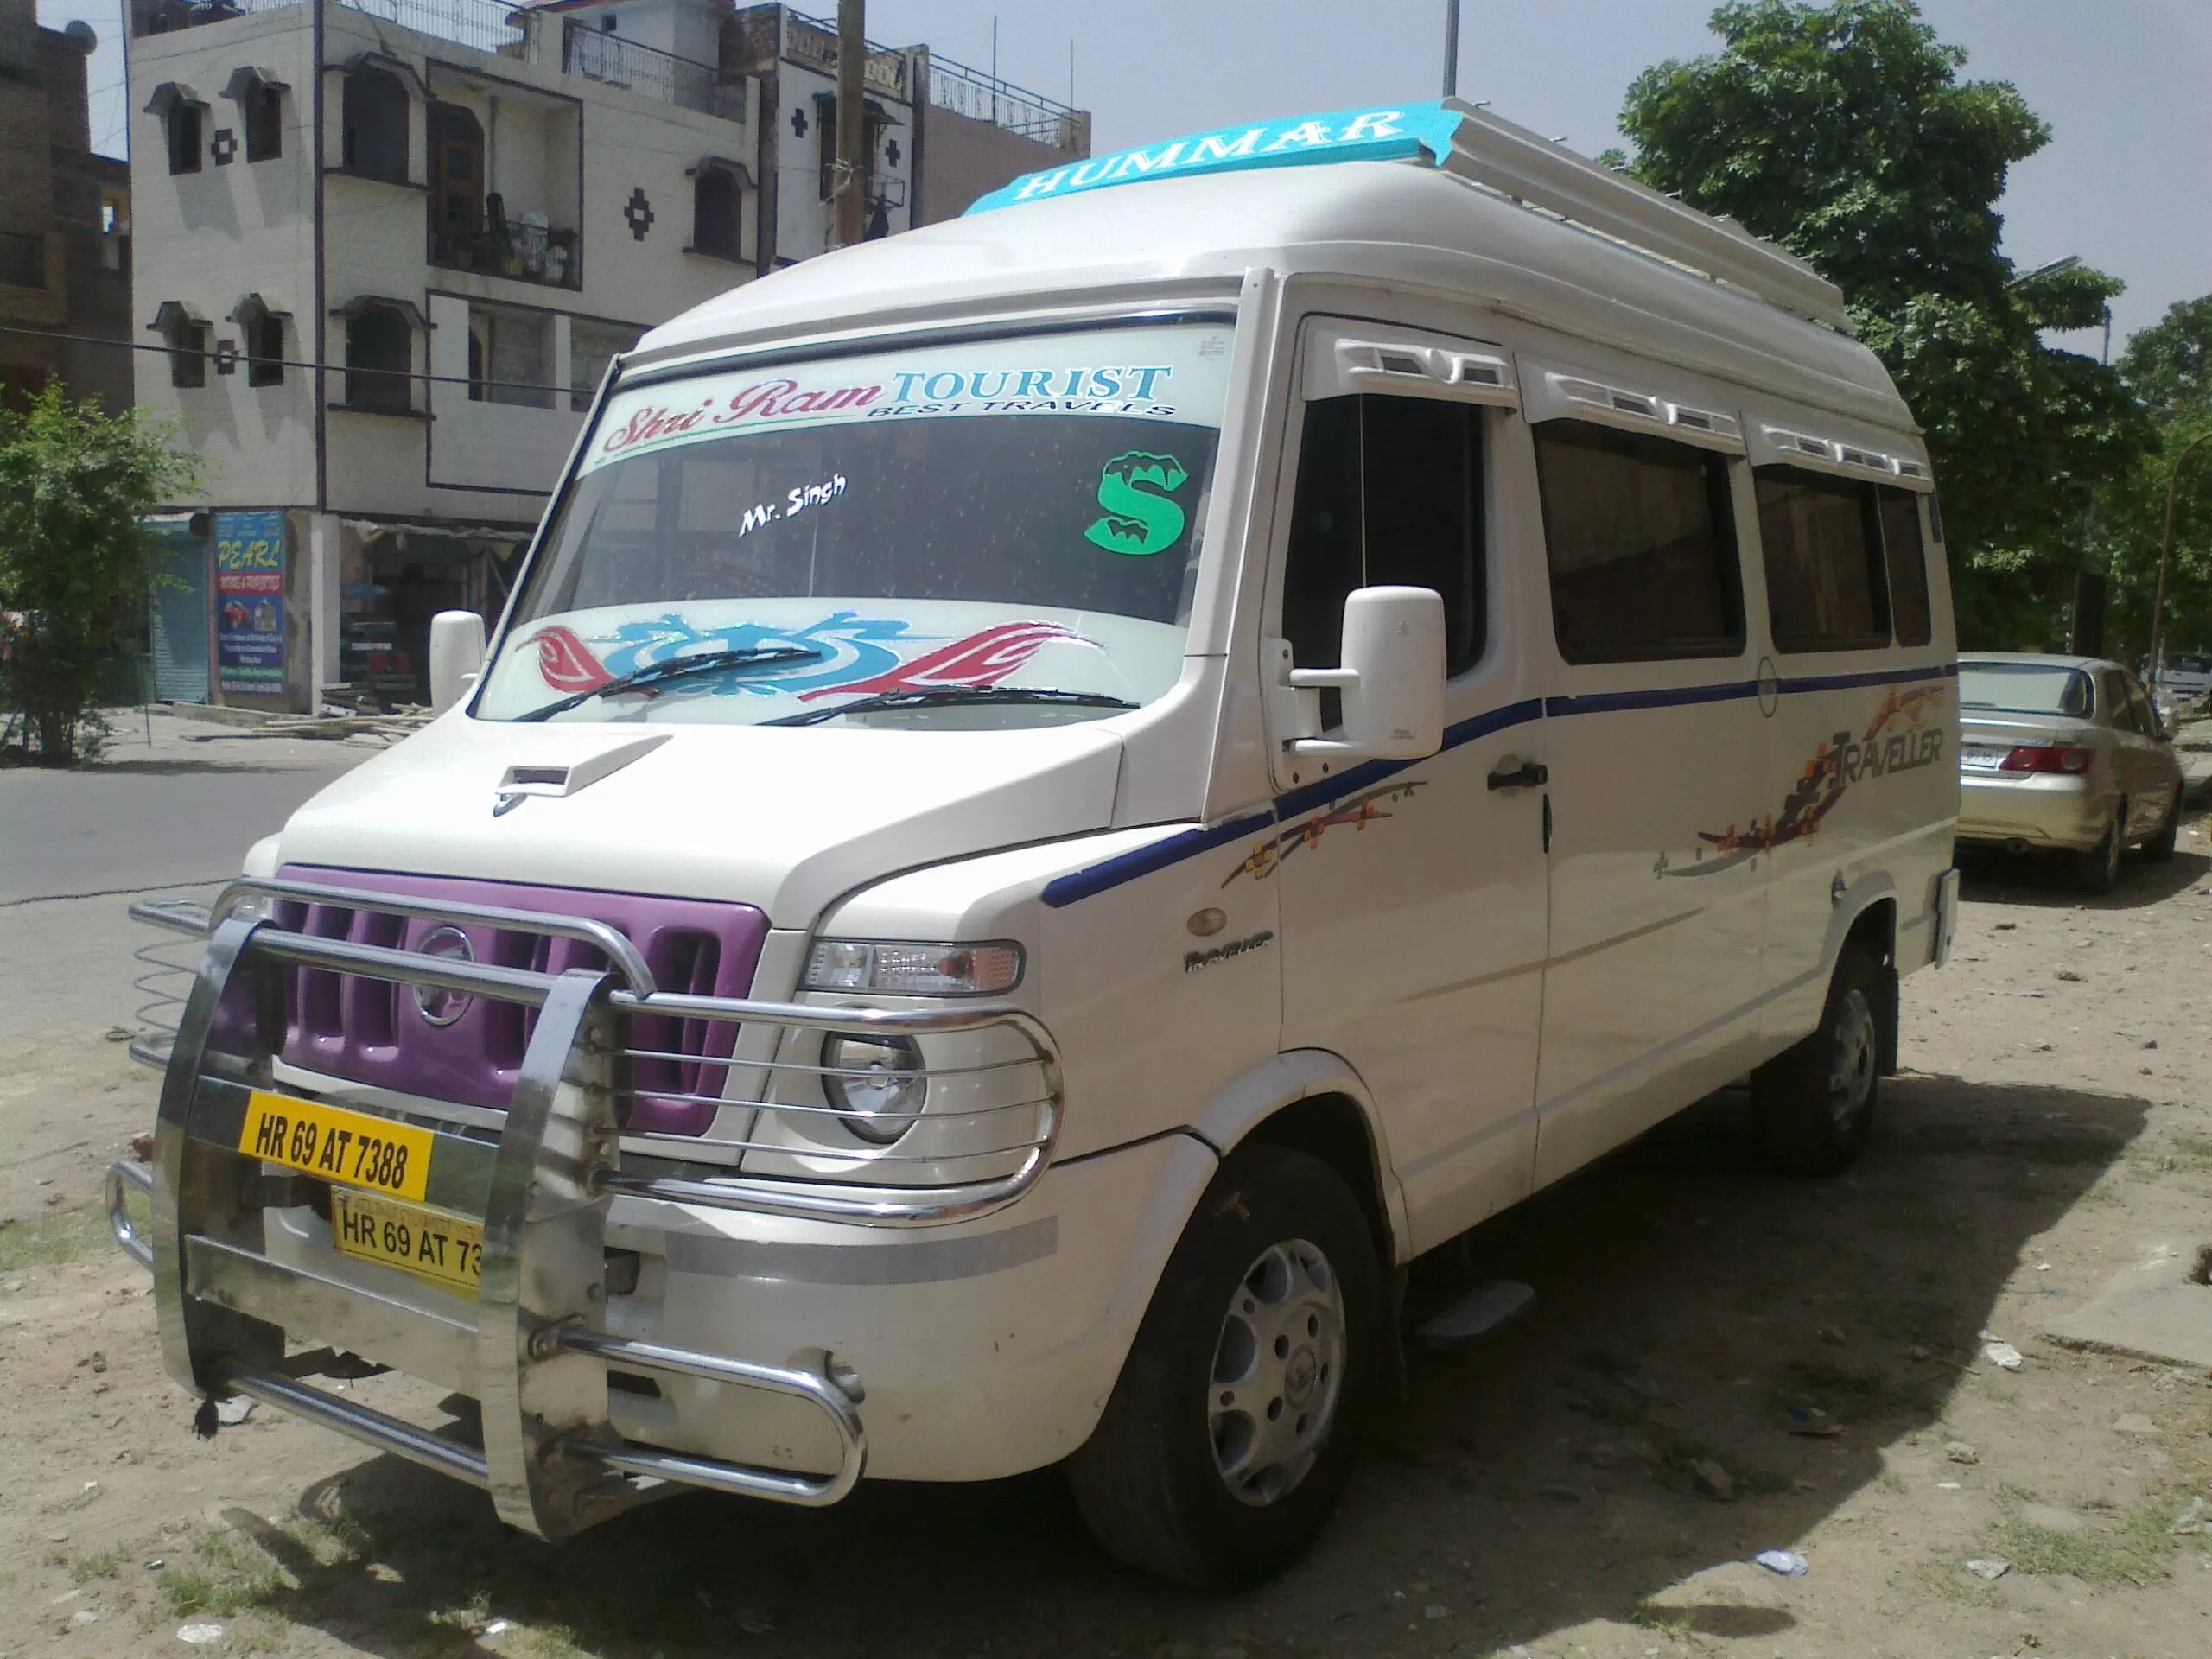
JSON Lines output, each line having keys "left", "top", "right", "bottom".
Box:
{"left": 1085, "top": 452, "right": 1188, "bottom": 556}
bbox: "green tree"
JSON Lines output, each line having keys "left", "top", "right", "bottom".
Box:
{"left": 0, "top": 383, "right": 200, "bottom": 766}
{"left": 2096, "top": 299, "right": 2212, "bottom": 664}
{"left": 1612, "top": 0, "right": 2152, "bottom": 648}
{"left": 2118, "top": 295, "right": 2212, "bottom": 423}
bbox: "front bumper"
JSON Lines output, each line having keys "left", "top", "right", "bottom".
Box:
{"left": 114, "top": 877, "right": 1075, "bottom": 1537}
{"left": 1957, "top": 771, "right": 2111, "bottom": 852}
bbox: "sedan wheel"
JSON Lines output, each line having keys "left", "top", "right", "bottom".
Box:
{"left": 2073, "top": 804, "right": 2124, "bottom": 895}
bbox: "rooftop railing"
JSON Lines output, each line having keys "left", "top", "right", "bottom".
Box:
{"left": 924, "top": 52, "right": 1078, "bottom": 149}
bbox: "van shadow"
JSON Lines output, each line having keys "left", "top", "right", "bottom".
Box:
{"left": 227, "top": 1072, "right": 2145, "bottom": 1657}
{"left": 1955, "top": 841, "right": 2209, "bottom": 910}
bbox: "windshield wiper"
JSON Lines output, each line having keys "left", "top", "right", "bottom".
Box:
{"left": 512, "top": 646, "right": 823, "bottom": 722}
{"left": 765, "top": 686, "right": 1138, "bottom": 728}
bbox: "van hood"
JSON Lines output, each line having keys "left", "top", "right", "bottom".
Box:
{"left": 274, "top": 712, "right": 1125, "bottom": 928}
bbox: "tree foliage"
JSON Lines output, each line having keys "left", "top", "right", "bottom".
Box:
{"left": 2096, "top": 298, "right": 2212, "bottom": 663}
{"left": 1614, "top": 0, "right": 2154, "bottom": 648}
{"left": 0, "top": 383, "right": 200, "bottom": 766}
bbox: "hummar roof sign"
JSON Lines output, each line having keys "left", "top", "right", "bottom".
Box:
{"left": 963, "top": 103, "right": 1464, "bottom": 215}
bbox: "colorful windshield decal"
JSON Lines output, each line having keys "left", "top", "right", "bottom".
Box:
{"left": 1665, "top": 683, "right": 1946, "bottom": 877}
{"left": 964, "top": 104, "right": 1465, "bottom": 215}
{"left": 518, "top": 613, "right": 1096, "bottom": 704}
{"left": 797, "top": 620, "right": 1096, "bottom": 701}
{"left": 1085, "top": 453, "right": 1190, "bottom": 556}
{"left": 1221, "top": 781, "right": 1427, "bottom": 887}
{"left": 582, "top": 325, "right": 1236, "bottom": 476}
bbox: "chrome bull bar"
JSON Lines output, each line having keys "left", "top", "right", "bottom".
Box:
{"left": 111, "top": 883, "right": 1063, "bottom": 1537}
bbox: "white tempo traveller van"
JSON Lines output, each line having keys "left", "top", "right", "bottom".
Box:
{"left": 116, "top": 100, "right": 1960, "bottom": 1586}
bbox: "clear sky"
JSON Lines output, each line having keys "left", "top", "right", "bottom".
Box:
{"left": 42, "top": 0, "right": 2210, "bottom": 356}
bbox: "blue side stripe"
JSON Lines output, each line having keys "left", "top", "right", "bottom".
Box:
{"left": 1039, "top": 810, "right": 1274, "bottom": 909}
{"left": 1544, "top": 680, "right": 1758, "bottom": 717}
{"left": 1036, "top": 664, "right": 1954, "bottom": 907}
{"left": 1774, "top": 662, "right": 1954, "bottom": 695}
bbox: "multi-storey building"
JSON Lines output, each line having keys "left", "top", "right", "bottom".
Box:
{"left": 126, "top": 0, "right": 1085, "bottom": 710}
{"left": 0, "top": 1, "right": 132, "bottom": 413}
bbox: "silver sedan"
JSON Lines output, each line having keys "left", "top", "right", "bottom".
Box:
{"left": 1955, "top": 652, "right": 2185, "bottom": 893}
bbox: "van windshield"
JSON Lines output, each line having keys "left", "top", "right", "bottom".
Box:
{"left": 1958, "top": 662, "right": 2093, "bottom": 718}
{"left": 476, "top": 321, "right": 1234, "bottom": 728}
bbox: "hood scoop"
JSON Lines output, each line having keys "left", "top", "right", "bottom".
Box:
{"left": 494, "top": 735, "right": 670, "bottom": 816}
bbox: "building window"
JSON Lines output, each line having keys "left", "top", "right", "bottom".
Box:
{"left": 569, "top": 320, "right": 641, "bottom": 411}
{"left": 245, "top": 83, "right": 283, "bottom": 162}
{"left": 465, "top": 304, "right": 555, "bottom": 410}
{"left": 1531, "top": 419, "right": 1745, "bottom": 664}
{"left": 0, "top": 231, "right": 42, "bottom": 289}
{"left": 147, "top": 85, "right": 207, "bottom": 175}
{"left": 343, "top": 303, "right": 414, "bottom": 412}
{"left": 341, "top": 67, "right": 409, "bottom": 182}
{"left": 152, "top": 303, "right": 210, "bottom": 388}
{"left": 689, "top": 158, "right": 749, "bottom": 261}
{"left": 429, "top": 103, "right": 486, "bottom": 260}
{"left": 231, "top": 295, "right": 289, "bottom": 388}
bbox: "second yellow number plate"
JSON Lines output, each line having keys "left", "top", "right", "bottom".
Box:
{"left": 332, "top": 1190, "right": 483, "bottom": 1297}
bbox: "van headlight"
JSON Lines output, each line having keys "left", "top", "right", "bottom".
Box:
{"left": 822, "top": 1033, "right": 925, "bottom": 1144}
{"left": 804, "top": 938, "right": 1024, "bottom": 996}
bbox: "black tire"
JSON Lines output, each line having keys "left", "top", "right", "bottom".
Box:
{"left": 1066, "top": 1142, "right": 1382, "bottom": 1588}
{"left": 2143, "top": 789, "right": 2181, "bottom": 863}
{"left": 1751, "top": 945, "right": 1886, "bottom": 1177}
{"left": 2072, "top": 804, "right": 2124, "bottom": 895}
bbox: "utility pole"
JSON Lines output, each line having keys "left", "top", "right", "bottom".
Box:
{"left": 832, "top": 0, "right": 867, "bottom": 248}
{"left": 1442, "top": 0, "right": 1460, "bottom": 99}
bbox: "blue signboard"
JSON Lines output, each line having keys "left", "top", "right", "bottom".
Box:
{"left": 213, "top": 510, "right": 287, "bottom": 696}
{"left": 964, "top": 103, "right": 1465, "bottom": 216}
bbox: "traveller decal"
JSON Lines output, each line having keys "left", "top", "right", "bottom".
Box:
{"left": 1085, "top": 453, "right": 1190, "bottom": 556}
{"left": 519, "top": 614, "right": 1096, "bottom": 703}
{"left": 1668, "top": 683, "right": 1947, "bottom": 875}
{"left": 1222, "top": 780, "right": 1427, "bottom": 886}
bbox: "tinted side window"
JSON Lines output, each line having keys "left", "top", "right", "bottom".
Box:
{"left": 1754, "top": 466, "right": 1890, "bottom": 652}
{"left": 2097, "top": 670, "right": 2133, "bottom": 730}
{"left": 1878, "top": 487, "right": 1932, "bottom": 646}
{"left": 1282, "top": 395, "right": 1485, "bottom": 688}
{"left": 1532, "top": 420, "right": 1744, "bottom": 664}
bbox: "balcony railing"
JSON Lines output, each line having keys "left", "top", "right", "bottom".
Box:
{"left": 925, "top": 53, "right": 1078, "bottom": 149}
{"left": 563, "top": 22, "right": 732, "bottom": 119}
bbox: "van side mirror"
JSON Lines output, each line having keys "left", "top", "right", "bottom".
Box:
{"left": 1286, "top": 585, "right": 1446, "bottom": 762}
{"left": 428, "top": 610, "right": 486, "bottom": 715}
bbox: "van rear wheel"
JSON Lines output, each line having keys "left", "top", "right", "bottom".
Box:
{"left": 1067, "top": 1143, "right": 1381, "bottom": 1588}
{"left": 1751, "top": 945, "right": 1885, "bottom": 1176}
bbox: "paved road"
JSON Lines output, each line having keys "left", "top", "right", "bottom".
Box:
{"left": 0, "top": 712, "right": 372, "bottom": 1043}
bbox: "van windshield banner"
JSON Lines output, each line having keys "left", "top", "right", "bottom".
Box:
{"left": 581, "top": 321, "right": 1236, "bottom": 476}
{"left": 963, "top": 103, "right": 1464, "bottom": 216}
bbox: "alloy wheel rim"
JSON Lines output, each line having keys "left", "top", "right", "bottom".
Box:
{"left": 1207, "top": 1237, "right": 1345, "bottom": 1507}
{"left": 1827, "top": 988, "right": 1878, "bottom": 1131}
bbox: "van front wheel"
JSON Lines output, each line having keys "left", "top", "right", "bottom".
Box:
{"left": 1067, "top": 1143, "right": 1381, "bottom": 1587}
{"left": 1751, "top": 945, "right": 1885, "bottom": 1176}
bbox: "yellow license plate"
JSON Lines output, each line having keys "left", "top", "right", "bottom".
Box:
{"left": 331, "top": 1189, "right": 483, "bottom": 1298}
{"left": 238, "top": 1090, "right": 433, "bottom": 1203}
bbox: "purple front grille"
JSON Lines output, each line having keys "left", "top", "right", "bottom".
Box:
{"left": 270, "top": 866, "right": 770, "bottom": 1136}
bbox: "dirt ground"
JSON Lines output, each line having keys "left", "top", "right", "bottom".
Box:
{"left": 3, "top": 814, "right": 2210, "bottom": 1658}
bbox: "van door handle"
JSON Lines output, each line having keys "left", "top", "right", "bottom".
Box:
{"left": 1486, "top": 760, "right": 1549, "bottom": 791}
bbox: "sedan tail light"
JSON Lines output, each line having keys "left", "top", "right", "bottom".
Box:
{"left": 1998, "top": 745, "right": 2094, "bottom": 774}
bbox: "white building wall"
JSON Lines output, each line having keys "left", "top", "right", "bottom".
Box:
{"left": 129, "top": 8, "right": 320, "bottom": 509}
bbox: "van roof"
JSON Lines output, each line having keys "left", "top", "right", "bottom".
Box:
{"left": 632, "top": 100, "right": 1913, "bottom": 434}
